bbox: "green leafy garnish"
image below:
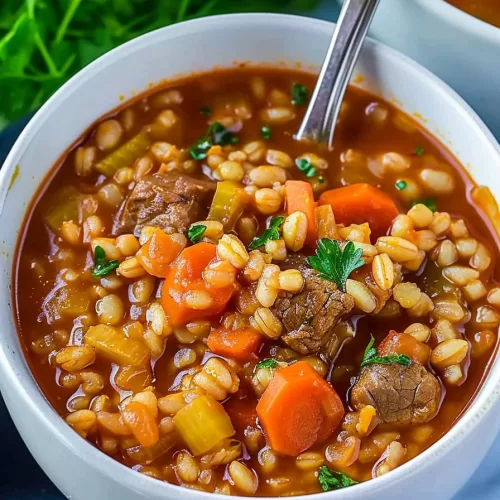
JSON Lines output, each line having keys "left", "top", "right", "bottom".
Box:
{"left": 256, "top": 359, "right": 279, "bottom": 370}
{"left": 361, "top": 335, "right": 411, "bottom": 369}
{"left": 92, "top": 245, "right": 119, "bottom": 278}
{"left": 291, "top": 83, "right": 308, "bottom": 106}
{"left": 411, "top": 197, "right": 437, "bottom": 212}
{"left": 415, "top": 145, "right": 425, "bottom": 156}
{"left": 248, "top": 216, "right": 285, "bottom": 251}
{"left": 200, "top": 106, "right": 212, "bottom": 117}
{"left": 318, "top": 466, "right": 357, "bottom": 491}
{"left": 189, "top": 122, "right": 239, "bottom": 160}
{"left": 295, "top": 158, "right": 317, "bottom": 178}
{"left": 307, "top": 239, "right": 364, "bottom": 292}
{"left": 318, "top": 176, "right": 325, "bottom": 184}
{"left": 395, "top": 179, "right": 407, "bottom": 191}
{"left": 188, "top": 224, "right": 206, "bottom": 243}
{"left": 261, "top": 125, "right": 271, "bottom": 140}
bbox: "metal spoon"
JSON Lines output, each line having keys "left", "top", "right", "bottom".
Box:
{"left": 295, "top": 0, "right": 380, "bottom": 149}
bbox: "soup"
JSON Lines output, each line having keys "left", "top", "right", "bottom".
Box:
{"left": 446, "top": 0, "right": 500, "bottom": 27}
{"left": 15, "top": 68, "right": 500, "bottom": 496}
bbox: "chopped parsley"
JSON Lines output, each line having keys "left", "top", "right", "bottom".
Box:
{"left": 261, "top": 125, "right": 272, "bottom": 140}
{"left": 256, "top": 359, "right": 279, "bottom": 370}
{"left": 411, "top": 197, "right": 437, "bottom": 212}
{"left": 395, "top": 179, "right": 407, "bottom": 191}
{"left": 188, "top": 224, "right": 207, "bottom": 243}
{"left": 415, "top": 145, "right": 425, "bottom": 156}
{"left": 291, "top": 83, "right": 309, "bottom": 106}
{"left": 307, "top": 239, "right": 364, "bottom": 292}
{"left": 361, "top": 335, "right": 411, "bottom": 369}
{"left": 200, "top": 106, "right": 212, "bottom": 117}
{"left": 296, "top": 157, "right": 317, "bottom": 178}
{"left": 318, "top": 466, "right": 357, "bottom": 491}
{"left": 318, "top": 176, "right": 325, "bottom": 184}
{"left": 189, "top": 122, "right": 239, "bottom": 160}
{"left": 92, "top": 245, "right": 119, "bottom": 278}
{"left": 248, "top": 216, "right": 285, "bottom": 251}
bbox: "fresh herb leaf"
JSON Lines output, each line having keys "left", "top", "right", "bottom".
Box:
{"left": 295, "top": 158, "right": 317, "bottom": 178}
{"left": 395, "top": 179, "right": 407, "bottom": 191}
{"left": 261, "top": 125, "right": 271, "bottom": 140}
{"left": 189, "top": 122, "right": 239, "bottom": 160}
{"left": 92, "top": 245, "right": 119, "bottom": 278}
{"left": 200, "top": 106, "right": 212, "bottom": 117}
{"left": 411, "top": 197, "right": 437, "bottom": 212}
{"left": 318, "top": 466, "right": 357, "bottom": 491}
{"left": 360, "top": 335, "right": 412, "bottom": 368}
{"left": 291, "top": 83, "right": 308, "bottom": 106}
{"left": 188, "top": 224, "right": 206, "bottom": 243}
{"left": 415, "top": 145, "right": 424, "bottom": 156}
{"left": 256, "top": 358, "right": 279, "bottom": 370}
{"left": 318, "top": 176, "right": 325, "bottom": 184}
{"left": 189, "top": 138, "right": 212, "bottom": 161}
{"left": 307, "top": 239, "right": 364, "bottom": 292}
{"left": 249, "top": 216, "right": 285, "bottom": 251}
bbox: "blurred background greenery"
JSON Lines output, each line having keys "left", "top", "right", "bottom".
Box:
{"left": 0, "top": 0, "right": 320, "bottom": 131}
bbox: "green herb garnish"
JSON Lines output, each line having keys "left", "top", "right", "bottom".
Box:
{"left": 92, "top": 245, "right": 119, "bottom": 278}
{"left": 411, "top": 197, "right": 437, "bottom": 212}
{"left": 415, "top": 146, "right": 425, "bottom": 156}
{"left": 248, "top": 216, "right": 285, "bottom": 251}
{"left": 307, "top": 239, "right": 364, "bottom": 292}
{"left": 318, "top": 466, "right": 357, "bottom": 491}
{"left": 395, "top": 179, "right": 407, "bottom": 191}
{"left": 261, "top": 125, "right": 271, "bottom": 140}
{"left": 318, "top": 176, "right": 325, "bottom": 184}
{"left": 361, "top": 335, "right": 411, "bottom": 369}
{"left": 256, "top": 359, "right": 279, "bottom": 370}
{"left": 291, "top": 83, "right": 309, "bottom": 106}
{"left": 200, "top": 106, "right": 212, "bottom": 117}
{"left": 188, "top": 224, "right": 207, "bottom": 243}
{"left": 189, "top": 122, "right": 239, "bottom": 160}
{"left": 296, "top": 158, "right": 317, "bottom": 178}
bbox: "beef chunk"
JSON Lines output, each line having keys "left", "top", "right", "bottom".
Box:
{"left": 272, "top": 255, "right": 354, "bottom": 355}
{"left": 113, "top": 173, "right": 215, "bottom": 236}
{"left": 351, "top": 363, "right": 441, "bottom": 426}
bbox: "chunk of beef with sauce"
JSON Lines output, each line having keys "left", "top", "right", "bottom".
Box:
{"left": 272, "top": 255, "right": 355, "bottom": 355}
{"left": 112, "top": 172, "right": 215, "bottom": 237}
{"left": 351, "top": 362, "right": 441, "bottom": 426}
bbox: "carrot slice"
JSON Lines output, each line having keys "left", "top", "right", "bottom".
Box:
{"left": 207, "top": 328, "right": 263, "bottom": 361}
{"left": 122, "top": 401, "right": 159, "bottom": 448}
{"left": 136, "top": 227, "right": 185, "bottom": 278}
{"left": 285, "top": 180, "right": 317, "bottom": 245}
{"left": 161, "top": 242, "right": 234, "bottom": 326}
{"left": 378, "top": 331, "right": 431, "bottom": 365}
{"left": 256, "top": 361, "right": 344, "bottom": 456}
{"left": 319, "top": 183, "right": 399, "bottom": 238}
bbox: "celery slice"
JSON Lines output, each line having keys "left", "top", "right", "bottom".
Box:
{"left": 207, "top": 180, "right": 246, "bottom": 231}
{"left": 43, "top": 186, "right": 82, "bottom": 233}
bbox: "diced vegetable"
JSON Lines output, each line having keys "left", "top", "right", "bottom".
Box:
{"left": 42, "top": 285, "right": 91, "bottom": 324}
{"left": 256, "top": 361, "right": 344, "bottom": 456}
{"left": 285, "top": 180, "right": 317, "bottom": 245}
{"left": 95, "top": 132, "right": 151, "bottom": 177}
{"left": 161, "top": 243, "right": 234, "bottom": 326}
{"left": 136, "top": 228, "right": 185, "bottom": 278}
{"left": 173, "top": 394, "right": 235, "bottom": 456}
{"left": 208, "top": 181, "right": 248, "bottom": 231}
{"left": 43, "top": 186, "right": 82, "bottom": 233}
{"left": 84, "top": 324, "right": 150, "bottom": 367}
{"left": 207, "top": 328, "right": 263, "bottom": 361}
{"left": 224, "top": 397, "right": 258, "bottom": 432}
{"left": 122, "top": 401, "right": 159, "bottom": 448}
{"left": 378, "top": 331, "right": 431, "bottom": 365}
{"left": 319, "top": 183, "right": 399, "bottom": 238}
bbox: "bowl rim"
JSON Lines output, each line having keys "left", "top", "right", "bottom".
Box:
{"left": 1, "top": 12, "right": 500, "bottom": 500}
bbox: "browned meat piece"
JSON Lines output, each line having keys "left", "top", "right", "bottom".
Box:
{"left": 272, "top": 255, "right": 355, "bottom": 355}
{"left": 351, "top": 363, "right": 441, "bottom": 425}
{"left": 112, "top": 172, "right": 215, "bottom": 236}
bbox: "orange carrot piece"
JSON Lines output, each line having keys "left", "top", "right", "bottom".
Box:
{"left": 285, "top": 180, "right": 317, "bottom": 245}
{"left": 256, "top": 361, "right": 344, "bottom": 456}
{"left": 161, "top": 243, "right": 234, "bottom": 327}
{"left": 122, "top": 401, "right": 159, "bottom": 448}
{"left": 378, "top": 331, "right": 431, "bottom": 365}
{"left": 319, "top": 183, "right": 399, "bottom": 238}
{"left": 136, "top": 227, "right": 185, "bottom": 278}
{"left": 225, "top": 397, "right": 258, "bottom": 432}
{"left": 207, "top": 328, "right": 262, "bottom": 361}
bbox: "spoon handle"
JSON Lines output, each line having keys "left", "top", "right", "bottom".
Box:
{"left": 295, "top": 0, "right": 380, "bottom": 149}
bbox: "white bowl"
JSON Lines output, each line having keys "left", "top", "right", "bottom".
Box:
{"left": 1, "top": 13, "right": 500, "bottom": 500}
{"left": 363, "top": 0, "right": 500, "bottom": 138}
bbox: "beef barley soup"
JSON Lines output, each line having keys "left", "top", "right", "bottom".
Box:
{"left": 446, "top": 0, "right": 500, "bottom": 28}
{"left": 15, "top": 68, "right": 500, "bottom": 496}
